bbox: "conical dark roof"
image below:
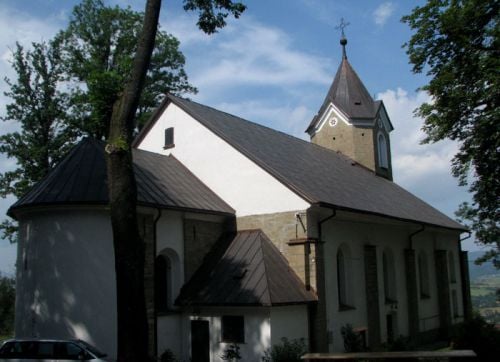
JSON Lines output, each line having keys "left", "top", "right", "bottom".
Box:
{"left": 8, "top": 138, "right": 234, "bottom": 217}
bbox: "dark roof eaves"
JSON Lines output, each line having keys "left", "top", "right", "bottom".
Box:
{"left": 9, "top": 200, "right": 234, "bottom": 220}
{"left": 315, "top": 201, "right": 467, "bottom": 233}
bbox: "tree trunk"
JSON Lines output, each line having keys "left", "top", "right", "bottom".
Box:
{"left": 105, "top": 1, "right": 161, "bottom": 361}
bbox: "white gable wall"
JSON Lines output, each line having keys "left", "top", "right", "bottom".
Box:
{"left": 137, "top": 103, "right": 310, "bottom": 216}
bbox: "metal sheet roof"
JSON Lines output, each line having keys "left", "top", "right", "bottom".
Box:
{"left": 176, "top": 229, "right": 317, "bottom": 306}
{"left": 147, "top": 95, "right": 464, "bottom": 231}
{"left": 9, "top": 138, "right": 234, "bottom": 216}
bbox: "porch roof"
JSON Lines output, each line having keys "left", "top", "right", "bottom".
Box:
{"left": 176, "top": 229, "right": 317, "bottom": 307}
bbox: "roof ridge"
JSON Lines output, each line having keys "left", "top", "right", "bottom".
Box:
{"left": 257, "top": 231, "right": 273, "bottom": 305}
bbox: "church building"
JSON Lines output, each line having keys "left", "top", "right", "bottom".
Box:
{"left": 10, "top": 37, "right": 471, "bottom": 361}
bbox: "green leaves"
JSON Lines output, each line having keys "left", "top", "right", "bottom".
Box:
{"left": 0, "top": 41, "right": 78, "bottom": 242}
{"left": 403, "top": 0, "right": 500, "bottom": 263}
{"left": 183, "top": 0, "right": 246, "bottom": 34}
{"left": 59, "top": 0, "right": 197, "bottom": 138}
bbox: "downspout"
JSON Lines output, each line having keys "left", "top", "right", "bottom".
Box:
{"left": 153, "top": 209, "right": 162, "bottom": 358}
{"left": 310, "top": 208, "right": 336, "bottom": 352}
{"left": 458, "top": 231, "right": 472, "bottom": 320}
{"left": 408, "top": 224, "right": 425, "bottom": 250}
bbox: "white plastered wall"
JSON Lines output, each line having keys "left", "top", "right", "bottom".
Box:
{"left": 270, "top": 305, "right": 309, "bottom": 347}
{"left": 136, "top": 103, "right": 310, "bottom": 216}
{"left": 319, "top": 215, "right": 463, "bottom": 352}
{"left": 15, "top": 207, "right": 117, "bottom": 357}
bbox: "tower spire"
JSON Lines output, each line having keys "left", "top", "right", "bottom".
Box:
{"left": 336, "top": 18, "right": 350, "bottom": 59}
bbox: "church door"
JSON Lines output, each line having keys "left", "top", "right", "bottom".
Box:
{"left": 191, "top": 320, "right": 210, "bottom": 362}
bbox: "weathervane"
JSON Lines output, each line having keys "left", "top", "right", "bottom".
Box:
{"left": 335, "top": 18, "right": 350, "bottom": 58}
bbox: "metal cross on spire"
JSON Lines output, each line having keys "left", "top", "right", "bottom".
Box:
{"left": 335, "top": 18, "right": 350, "bottom": 58}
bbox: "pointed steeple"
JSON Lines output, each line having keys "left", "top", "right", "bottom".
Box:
{"left": 306, "top": 29, "right": 394, "bottom": 180}
{"left": 309, "top": 37, "right": 378, "bottom": 128}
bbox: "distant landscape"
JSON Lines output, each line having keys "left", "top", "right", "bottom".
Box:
{"left": 468, "top": 251, "right": 500, "bottom": 324}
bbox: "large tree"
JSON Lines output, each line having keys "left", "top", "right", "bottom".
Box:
{"left": 59, "top": 0, "right": 197, "bottom": 139}
{"left": 105, "top": 0, "right": 245, "bottom": 360}
{"left": 0, "top": 0, "right": 197, "bottom": 242}
{"left": 0, "top": 40, "right": 77, "bottom": 242}
{"left": 402, "top": 0, "right": 499, "bottom": 266}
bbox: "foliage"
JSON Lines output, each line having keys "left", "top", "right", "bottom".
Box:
{"left": 159, "top": 348, "right": 179, "bottom": 362}
{"left": 262, "top": 338, "right": 307, "bottom": 362}
{"left": 0, "top": 40, "right": 77, "bottom": 242}
{"left": 340, "top": 324, "right": 364, "bottom": 353}
{"left": 183, "top": 0, "right": 246, "bottom": 34}
{"left": 0, "top": 274, "right": 15, "bottom": 336}
{"left": 452, "top": 313, "right": 500, "bottom": 361}
{"left": 402, "top": 0, "right": 500, "bottom": 265}
{"left": 220, "top": 343, "right": 241, "bottom": 361}
{"left": 58, "top": 0, "right": 196, "bottom": 139}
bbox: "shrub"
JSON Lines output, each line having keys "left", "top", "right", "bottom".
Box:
{"left": 452, "top": 313, "right": 500, "bottom": 361}
{"left": 159, "top": 349, "right": 178, "bottom": 362}
{"left": 220, "top": 343, "right": 241, "bottom": 361}
{"left": 262, "top": 337, "right": 307, "bottom": 362}
{"left": 340, "top": 324, "right": 364, "bottom": 352}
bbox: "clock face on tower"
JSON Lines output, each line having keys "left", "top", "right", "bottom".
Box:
{"left": 329, "top": 116, "right": 338, "bottom": 127}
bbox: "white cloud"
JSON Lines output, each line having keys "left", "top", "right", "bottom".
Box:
{"left": 373, "top": 2, "right": 395, "bottom": 26}
{"left": 177, "top": 17, "right": 332, "bottom": 92}
{"left": 378, "top": 87, "right": 470, "bottom": 216}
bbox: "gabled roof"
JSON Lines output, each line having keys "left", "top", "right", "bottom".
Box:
{"left": 8, "top": 138, "right": 234, "bottom": 217}
{"left": 136, "top": 94, "right": 465, "bottom": 231}
{"left": 176, "top": 229, "right": 317, "bottom": 306}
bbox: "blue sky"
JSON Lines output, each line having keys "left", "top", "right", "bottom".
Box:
{"left": 0, "top": 0, "right": 481, "bottom": 275}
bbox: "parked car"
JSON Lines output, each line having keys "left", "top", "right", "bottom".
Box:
{"left": 0, "top": 339, "right": 113, "bottom": 361}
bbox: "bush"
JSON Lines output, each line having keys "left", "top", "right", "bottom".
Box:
{"left": 220, "top": 344, "right": 241, "bottom": 361}
{"left": 159, "top": 349, "right": 178, "bottom": 362}
{"left": 262, "top": 337, "right": 307, "bottom": 362}
{"left": 340, "top": 324, "right": 364, "bottom": 352}
{"left": 0, "top": 274, "right": 15, "bottom": 337}
{"left": 452, "top": 313, "right": 500, "bottom": 361}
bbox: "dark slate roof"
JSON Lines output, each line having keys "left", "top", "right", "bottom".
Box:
{"left": 177, "top": 229, "right": 317, "bottom": 306}
{"left": 137, "top": 94, "right": 464, "bottom": 231}
{"left": 306, "top": 56, "right": 382, "bottom": 133}
{"left": 8, "top": 138, "right": 234, "bottom": 217}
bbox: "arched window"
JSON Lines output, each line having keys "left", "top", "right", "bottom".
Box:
{"left": 383, "top": 250, "right": 397, "bottom": 303}
{"left": 337, "top": 244, "right": 353, "bottom": 309}
{"left": 155, "top": 255, "right": 171, "bottom": 312}
{"left": 448, "top": 251, "right": 456, "bottom": 283}
{"left": 418, "top": 252, "right": 430, "bottom": 298}
{"left": 378, "top": 132, "right": 389, "bottom": 169}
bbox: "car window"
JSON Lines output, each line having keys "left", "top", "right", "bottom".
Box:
{"left": 0, "top": 341, "right": 37, "bottom": 358}
{"left": 55, "top": 341, "right": 88, "bottom": 360}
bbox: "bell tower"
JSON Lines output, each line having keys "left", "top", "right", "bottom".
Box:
{"left": 305, "top": 26, "right": 394, "bottom": 180}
